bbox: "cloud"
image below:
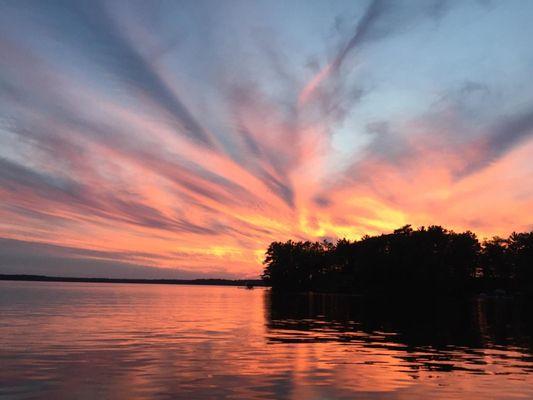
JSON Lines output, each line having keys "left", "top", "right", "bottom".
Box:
{"left": 0, "top": 156, "right": 234, "bottom": 236}
{"left": 485, "top": 108, "right": 533, "bottom": 161}
{"left": 0, "top": 157, "right": 82, "bottom": 199}
{"left": 299, "top": 0, "right": 453, "bottom": 103}
{"left": 347, "top": 77, "right": 533, "bottom": 181}
{"left": 0, "top": 237, "right": 236, "bottom": 279}
{"left": 7, "top": 0, "right": 214, "bottom": 147}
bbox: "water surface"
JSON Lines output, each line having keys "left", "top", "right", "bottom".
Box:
{"left": 1, "top": 281, "right": 532, "bottom": 399}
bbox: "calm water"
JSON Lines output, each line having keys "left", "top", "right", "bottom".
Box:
{"left": 1, "top": 282, "right": 532, "bottom": 399}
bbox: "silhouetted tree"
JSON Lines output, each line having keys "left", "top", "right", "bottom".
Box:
{"left": 481, "top": 237, "right": 510, "bottom": 290}
{"left": 508, "top": 232, "right": 533, "bottom": 292}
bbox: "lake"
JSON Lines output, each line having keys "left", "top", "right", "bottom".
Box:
{"left": 1, "top": 281, "right": 532, "bottom": 399}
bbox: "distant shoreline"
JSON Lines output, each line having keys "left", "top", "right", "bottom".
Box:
{"left": 0, "top": 274, "right": 267, "bottom": 287}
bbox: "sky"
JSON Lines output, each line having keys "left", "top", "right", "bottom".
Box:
{"left": 1, "top": 0, "right": 533, "bottom": 279}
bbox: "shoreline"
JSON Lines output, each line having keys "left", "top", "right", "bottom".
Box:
{"left": 0, "top": 274, "right": 267, "bottom": 287}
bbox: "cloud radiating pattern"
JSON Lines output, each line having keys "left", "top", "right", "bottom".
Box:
{"left": 0, "top": 0, "right": 532, "bottom": 278}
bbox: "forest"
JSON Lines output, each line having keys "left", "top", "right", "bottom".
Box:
{"left": 261, "top": 225, "right": 533, "bottom": 295}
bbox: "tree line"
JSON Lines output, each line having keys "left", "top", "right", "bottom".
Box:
{"left": 261, "top": 225, "right": 533, "bottom": 295}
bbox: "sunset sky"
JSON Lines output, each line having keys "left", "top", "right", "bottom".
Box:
{"left": 1, "top": 0, "right": 532, "bottom": 279}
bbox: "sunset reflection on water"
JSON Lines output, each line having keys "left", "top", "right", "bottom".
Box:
{"left": 1, "top": 281, "right": 532, "bottom": 399}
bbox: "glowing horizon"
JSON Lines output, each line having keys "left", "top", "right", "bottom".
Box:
{"left": 1, "top": 0, "right": 532, "bottom": 279}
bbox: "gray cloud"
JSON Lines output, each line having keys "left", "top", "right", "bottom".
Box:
{"left": 4, "top": 0, "right": 214, "bottom": 147}
{"left": 459, "top": 107, "right": 533, "bottom": 176}
{"left": 488, "top": 108, "right": 533, "bottom": 157}
{"left": 330, "top": 0, "right": 453, "bottom": 74}
{"left": 0, "top": 157, "right": 82, "bottom": 199}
